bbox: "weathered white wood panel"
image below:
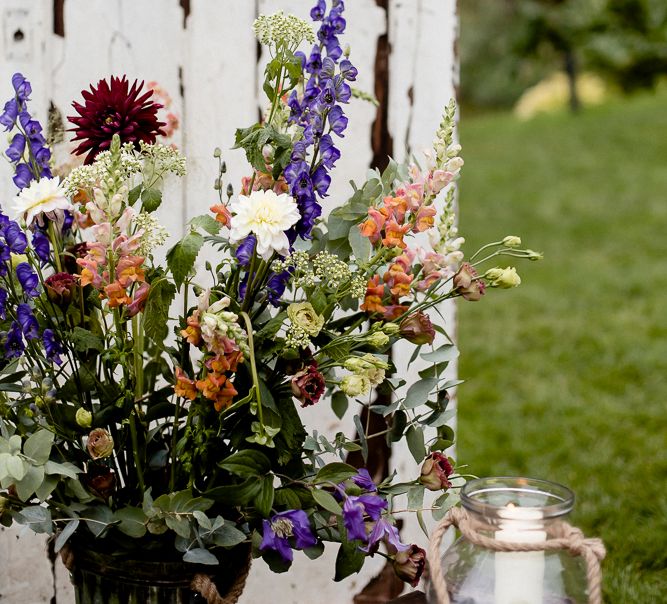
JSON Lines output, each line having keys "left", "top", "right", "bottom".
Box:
{"left": 0, "top": 1, "right": 458, "bottom": 601}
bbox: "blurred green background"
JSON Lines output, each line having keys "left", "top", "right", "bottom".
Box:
{"left": 456, "top": 1, "right": 667, "bottom": 602}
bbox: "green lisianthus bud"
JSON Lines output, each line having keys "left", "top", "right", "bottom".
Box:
{"left": 485, "top": 266, "right": 521, "bottom": 289}
{"left": 287, "top": 302, "right": 324, "bottom": 337}
{"left": 381, "top": 323, "right": 401, "bottom": 336}
{"left": 344, "top": 358, "right": 368, "bottom": 373}
{"left": 525, "top": 249, "right": 543, "bottom": 261}
{"left": 366, "top": 331, "right": 389, "bottom": 348}
{"left": 340, "top": 374, "right": 371, "bottom": 397}
{"left": 76, "top": 408, "right": 93, "bottom": 428}
{"left": 502, "top": 235, "right": 522, "bottom": 248}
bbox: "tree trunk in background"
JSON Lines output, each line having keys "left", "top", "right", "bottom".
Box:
{"left": 564, "top": 48, "right": 580, "bottom": 112}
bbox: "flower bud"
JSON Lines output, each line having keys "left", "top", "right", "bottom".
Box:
{"left": 502, "top": 235, "right": 522, "bottom": 248}
{"left": 419, "top": 452, "right": 454, "bottom": 491}
{"left": 45, "top": 272, "right": 77, "bottom": 307}
{"left": 393, "top": 544, "right": 426, "bottom": 587}
{"left": 340, "top": 374, "right": 371, "bottom": 397}
{"left": 290, "top": 363, "right": 326, "bottom": 407}
{"left": 76, "top": 408, "right": 93, "bottom": 428}
{"left": 366, "top": 331, "right": 389, "bottom": 348}
{"left": 344, "top": 357, "right": 367, "bottom": 373}
{"left": 287, "top": 302, "right": 324, "bottom": 337}
{"left": 485, "top": 266, "right": 521, "bottom": 289}
{"left": 87, "top": 428, "right": 114, "bottom": 459}
{"left": 525, "top": 249, "right": 543, "bottom": 261}
{"left": 84, "top": 465, "right": 116, "bottom": 500}
{"left": 399, "top": 312, "right": 435, "bottom": 345}
{"left": 381, "top": 323, "right": 401, "bottom": 336}
{"left": 453, "top": 263, "right": 485, "bottom": 301}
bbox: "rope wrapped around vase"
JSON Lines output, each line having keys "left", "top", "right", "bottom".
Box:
{"left": 60, "top": 544, "right": 252, "bottom": 604}
{"left": 427, "top": 507, "right": 606, "bottom": 604}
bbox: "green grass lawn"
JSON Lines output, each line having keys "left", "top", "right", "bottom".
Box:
{"left": 456, "top": 92, "right": 667, "bottom": 603}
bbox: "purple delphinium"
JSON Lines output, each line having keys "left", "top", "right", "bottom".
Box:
{"left": 32, "top": 230, "right": 50, "bottom": 264}
{"left": 43, "top": 329, "right": 64, "bottom": 365}
{"left": 4, "top": 322, "right": 25, "bottom": 359}
{"left": 17, "top": 303, "right": 39, "bottom": 340}
{"left": 15, "top": 262, "right": 40, "bottom": 298}
{"left": 342, "top": 494, "right": 387, "bottom": 542}
{"left": 0, "top": 73, "right": 52, "bottom": 189}
{"left": 260, "top": 509, "right": 317, "bottom": 563}
{"left": 3, "top": 222, "right": 28, "bottom": 254}
{"left": 284, "top": 0, "right": 355, "bottom": 241}
{"left": 0, "top": 288, "right": 7, "bottom": 319}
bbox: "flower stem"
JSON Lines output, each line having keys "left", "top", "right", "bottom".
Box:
{"left": 240, "top": 311, "right": 263, "bottom": 428}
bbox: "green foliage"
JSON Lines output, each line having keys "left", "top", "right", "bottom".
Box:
{"left": 458, "top": 94, "right": 667, "bottom": 601}
{"left": 166, "top": 231, "right": 204, "bottom": 289}
{"left": 144, "top": 279, "right": 177, "bottom": 345}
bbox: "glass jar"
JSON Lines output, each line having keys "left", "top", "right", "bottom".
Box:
{"left": 428, "top": 477, "right": 588, "bottom": 604}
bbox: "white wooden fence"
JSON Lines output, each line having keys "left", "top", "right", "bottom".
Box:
{"left": 0, "top": 1, "right": 458, "bottom": 601}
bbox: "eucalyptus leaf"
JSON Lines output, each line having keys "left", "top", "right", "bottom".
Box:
{"left": 420, "top": 345, "right": 459, "bottom": 364}
{"left": 23, "top": 430, "right": 54, "bottom": 465}
{"left": 183, "top": 548, "right": 219, "bottom": 565}
{"left": 54, "top": 519, "right": 79, "bottom": 553}
{"left": 403, "top": 378, "right": 439, "bottom": 409}
{"left": 406, "top": 426, "right": 426, "bottom": 463}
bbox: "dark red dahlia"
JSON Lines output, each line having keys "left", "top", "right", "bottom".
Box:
{"left": 68, "top": 76, "right": 166, "bottom": 164}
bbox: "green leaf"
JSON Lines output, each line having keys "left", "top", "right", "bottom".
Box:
{"left": 406, "top": 426, "right": 426, "bottom": 463}
{"left": 312, "top": 489, "right": 342, "bottom": 515}
{"left": 166, "top": 231, "right": 205, "bottom": 290}
{"left": 315, "top": 463, "right": 358, "bottom": 485}
{"left": 6, "top": 455, "right": 26, "bottom": 480}
{"left": 420, "top": 345, "right": 459, "bottom": 364}
{"left": 183, "top": 548, "right": 218, "bottom": 565}
{"left": 403, "top": 378, "right": 439, "bottom": 409}
{"left": 115, "top": 507, "right": 148, "bottom": 538}
{"left": 70, "top": 327, "right": 105, "bottom": 353}
{"left": 141, "top": 188, "right": 163, "bottom": 212}
{"left": 128, "top": 185, "right": 142, "bottom": 205}
{"left": 348, "top": 227, "right": 371, "bottom": 263}
{"left": 390, "top": 410, "right": 408, "bottom": 442}
{"left": 15, "top": 465, "right": 45, "bottom": 501}
{"left": 35, "top": 476, "right": 58, "bottom": 501}
{"left": 83, "top": 506, "right": 114, "bottom": 538}
{"left": 54, "top": 519, "right": 79, "bottom": 553}
{"left": 407, "top": 485, "right": 425, "bottom": 511}
{"left": 189, "top": 214, "right": 222, "bottom": 235}
{"left": 16, "top": 505, "right": 52, "bottom": 533}
{"left": 44, "top": 461, "right": 80, "bottom": 479}
{"left": 353, "top": 415, "right": 368, "bottom": 462}
{"left": 334, "top": 539, "right": 365, "bottom": 581}
{"left": 254, "top": 476, "right": 275, "bottom": 517}
{"left": 211, "top": 523, "right": 247, "bottom": 548}
{"left": 206, "top": 478, "right": 263, "bottom": 505}
{"left": 432, "top": 493, "right": 459, "bottom": 522}
{"left": 166, "top": 515, "right": 192, "bottom": 538}
{"left": 332, "top": 392, "right": 348, "bottom": 420}
{"left": 219, "top": 449, "right": 271, "bottom": 477}
{"left": 144, "top": 279, "right": 177, "bottom": 344}
{"left": 274, "top": 488, "right": 302, "bottom": 510}
{"left": 23, "top": 430, "right": 54, "bottom": 465}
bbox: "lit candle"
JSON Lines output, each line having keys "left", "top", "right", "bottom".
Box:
{"left": 494, "top": 503, "right": 546, "bottom": 604}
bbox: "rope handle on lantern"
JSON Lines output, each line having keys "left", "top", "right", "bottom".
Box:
{"left": 427, "top": 507, "right": 606, "bottom": 604}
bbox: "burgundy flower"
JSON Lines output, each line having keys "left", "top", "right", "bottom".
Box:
{"left": 419, "top": 452, "right": 454, "bottom": 491}
{"left": 399, "top": 311, "right": 435, "bottom": 345}
{"left": 69, "top": 76, "right": 166, "bottom": 164}
{"left": 45, "top": 272, "right": 77, "bottom": 306}
{"left": 290, "top": 362, "right": 325, "bottom": 407}
{"left": 84, "top": 465, "right": 116, "bottom": 500}
{"left": 393, "top": 544, "right": 426, "bottom": 587}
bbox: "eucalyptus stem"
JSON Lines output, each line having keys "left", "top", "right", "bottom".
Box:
{"left": 129, "top": 412, "right": 145, "bottom": 493}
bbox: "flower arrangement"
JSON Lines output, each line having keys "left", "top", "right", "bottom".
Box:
{"left": 0, "top": 0, "right": 540, "bottom": 589}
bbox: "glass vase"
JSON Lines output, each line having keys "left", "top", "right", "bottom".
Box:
{"left": 428, "top": 477, "right": 588, "bottom": 604}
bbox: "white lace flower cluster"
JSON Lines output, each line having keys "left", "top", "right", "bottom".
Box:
{"left": 139, "top": 141, "right": 187, "bottom": 178}
{"left": 253, "top": 11, "right": 315, "bottom": 48}
{"left": 272, "top": 251, "right": 366, "bottom": 298}
{"left": 134, "top": 212, "right": 170, "bottom": 256}
{"left": 64, "top": 144, "right": 142, "bottom": 196}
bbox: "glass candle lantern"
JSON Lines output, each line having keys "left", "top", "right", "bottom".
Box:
{"left": 428, "top": 477, "right": 589, "bottom": 604}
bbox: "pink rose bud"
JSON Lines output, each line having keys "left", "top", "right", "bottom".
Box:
{"left": 290, "top": 363, "right": 326, "bottom": 407}
{"left": 393, "top": 544, "right": 427, "bottom": 587}
{"left": 453, "top": 262, "right": 486, "bottom": 301}
{"left": 419, "top": 452, "right": 454, "bottom": 491}
{"left": 399, "top": 311, "right": 435, "bottom": 345}
{"left": 87, "top": 428, "right": 114, "bottom": 460}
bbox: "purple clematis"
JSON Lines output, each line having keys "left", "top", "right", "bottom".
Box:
{"left": 361, "top": 517, "right": 409, "bottom": 554}
{"left": 342, "top": 494, "right": 387, "bottom": 542}
{"left": 260, "top": 509, "right": 317, "bottom": 563}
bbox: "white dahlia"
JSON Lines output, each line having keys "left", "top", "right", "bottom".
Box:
{"left": 13, "top": 176, "right": 73, "bottom": 227}
{"left": 229, "top": 190, "right": 300, "bottom": 260}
